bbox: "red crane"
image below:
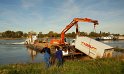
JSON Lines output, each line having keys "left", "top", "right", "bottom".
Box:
{"left": 50, "top": 18, "right": 98, "bottom": 45}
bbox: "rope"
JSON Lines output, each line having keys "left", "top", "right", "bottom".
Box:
{"left": 88, "top": 25, "right": 96, "bottom": 55}
{"left": 93, "top": 25, "right": 96, "bottom": 33}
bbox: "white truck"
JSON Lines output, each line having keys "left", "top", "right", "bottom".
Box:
{"left": 74, "top": 35, "right": 114, "bottom": 59}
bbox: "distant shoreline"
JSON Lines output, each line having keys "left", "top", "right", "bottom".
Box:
{"left": 0, "top": 37, "right": 124, "bottom": 40}
{"left": 0, "top": 38, "right": 25, "bottom": 40}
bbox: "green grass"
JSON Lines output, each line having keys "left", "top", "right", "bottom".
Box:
{"left": 114, "top": 47, "right": 124, "bottom": 52}
{"left": 0, "top": 58, "right": 124, "bottom": 74}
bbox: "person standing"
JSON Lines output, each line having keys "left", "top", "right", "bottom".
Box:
{"left": 41, "top": 44, "right": 51, "bottom": 68}
{"left": 55, "top": 46, "right": 63, "bottom": 67}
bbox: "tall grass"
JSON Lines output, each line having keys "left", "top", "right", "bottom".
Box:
{"left": 0, "top": 58, "right": 124, "bottom": 74}
{"left": 114, "top": 47, "right": 124, "bottom": 52}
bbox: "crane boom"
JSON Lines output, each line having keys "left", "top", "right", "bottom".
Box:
{"left": 60, "top": 18, "right": 98, "bottom": 44}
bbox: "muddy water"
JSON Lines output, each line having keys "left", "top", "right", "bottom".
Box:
{"left": 0, "top": 39, "right": 124, "bottom": 64}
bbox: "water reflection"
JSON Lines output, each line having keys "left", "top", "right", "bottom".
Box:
{"left": 101, "top": 40, "right": 124, "bottom": 49}
{"left": 26, "top": 47, "right": 38, "bottom": 62}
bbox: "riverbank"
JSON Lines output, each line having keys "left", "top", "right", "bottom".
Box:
{"left": 114, "top": 47, "right": 124, "bottom": 53}
{"left": 0, "top": 38, "right": 25, "bottom": 40}
{"left": 0, "top": 57, "right": 124, "bottom": 74}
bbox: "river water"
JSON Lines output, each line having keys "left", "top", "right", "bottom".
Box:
{"left": 0, "top": 39, "right": 124, "bottom": 64}
{"left": 0, "top": 39, "right": 43, "bottom": 64}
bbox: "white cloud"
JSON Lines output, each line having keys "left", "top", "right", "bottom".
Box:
{"left": 0, "top": 0, "right": 123, "bottom": 34}
{"left": 44, "top": 0, "right": 81, "bottom": 33}
{"left": 21, "top": 0, "right": 42, "bottom": 9}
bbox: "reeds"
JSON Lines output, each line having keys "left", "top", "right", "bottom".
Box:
{"left": 0, "top": 57, "right": 124, "bottom": 74}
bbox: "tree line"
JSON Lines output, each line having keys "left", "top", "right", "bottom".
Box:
{"left": 0, "top": 30, "right": 27, "bottom": 38}
{"left": 0, "top": 30, "right": 121, "bottom": 38}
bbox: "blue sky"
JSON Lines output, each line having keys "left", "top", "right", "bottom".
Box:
{"left": 0, "top": 0, "right": 124, "bottom": 34}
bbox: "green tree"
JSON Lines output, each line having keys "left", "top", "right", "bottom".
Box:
{"left": 54, "top": 32, "right": 59, "bottom": 37}
{"left": 2, "top": 30, "right": 15, "bottom": 38}
{"left": 1, "top": 30, "right": 24, "bottom": 38}
{"left": 38, "top": 32, "right": 44, "bottom": 38}
{"left": 112, "top": 33, "right": 120, "bottom": 36}
{"left": 100, "top": 32, "right": 110, "bottom": 37}
{"left": 65, "top": 32, "right": 76, "bottom": 38}
{"left": 80, "top": 32, "right": 88, "bottom": 36}
{"left": 89, "top": 32, "right": 99, "bottom": 37}
{"left": 71, "top": 32, "right": 76, "bottom": 38}
{"left": 11, "top": 31, "right": 16, "bottom": 38}
{"left": 66, "top": 33, "right": 72, "bottom": 37}
{"left": 23, "top": 33, "right": 28, "bottom": 38}
{"left": 48, "top": 31, "right": 54, "bottom": 37}
{"left": 15, "top": 31, "right": 23, "bottom": 38}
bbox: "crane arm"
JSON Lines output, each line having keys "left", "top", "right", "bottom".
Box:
{"left": 60, "top": 18, "right": 98, "bottom": 44}
{"left": 73, "top": 18, "right": 98, "bottom": 25}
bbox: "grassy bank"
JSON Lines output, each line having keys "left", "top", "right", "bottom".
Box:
{"left": 0, "top": 57, "right": 124, "bottom": 74}
{"left": 114, "top": 47, "right": 124, "bottom": 52}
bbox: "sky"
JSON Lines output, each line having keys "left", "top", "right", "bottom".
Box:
{"left": 0, "top": 0, "right": 124, "bottom": 34}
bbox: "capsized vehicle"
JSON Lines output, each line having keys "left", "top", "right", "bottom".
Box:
{"left": 75, "top": 36, "right": 114, "bottom": 58}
